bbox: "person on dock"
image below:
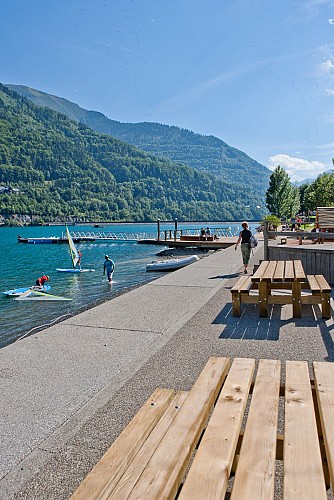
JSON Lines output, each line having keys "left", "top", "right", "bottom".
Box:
{"left": 103, "top": 255, "right": 115, "bottom": 282}
{"left": 35, "top": 275, "right": 50, "bottom": 290}
{"left": 235, "top": 221, "right": 252, "bottom": 274}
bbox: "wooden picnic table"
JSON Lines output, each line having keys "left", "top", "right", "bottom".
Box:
{"left": 231, "top": 259, "right": 331, "bottom": 318}
{"left": 71, "top": 356, "right": 334, "bottom": 499}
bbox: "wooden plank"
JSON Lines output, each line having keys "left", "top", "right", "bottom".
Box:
{"left": 313, "top": 361, "right": 334, "bottom": 490}
{"left": 70, "top": 388, "right": 175, "bottom": 500}
{"left": 126, "top": 357, "right": 230, "bottom": 500}
{"left": 315, "top": 274, "right": 331, "bottom": 293}
{"left": 231, "top": 359, "right": 281, "bottom": 500}
{"left": 307, "top": 275, "right": 321, "bottom": 293}
{"left": 292, "top": 281, "right": 302, "bottom": 318}
{"left": 109, "top": 391, "right": 189, "bottom": 499}
{"left": 273, "top": 260, "right": 285, "bottom": 281}
{"left": 258, "top": 281, "right": 268, "bottom": 317}
{"left": 315, "top": 275, "right": 332, "bottom": 318}
{"left": 268, "top": 295, "right": 293, "bottom": 304}
{"left": 261, "top": 260, "right": 277, "bottom": 281}
{"left": 284, "top": 261, "right": 295, "bottom": 282}
{"left": 294, "top": 260, "right": 306, "bottom": 281}
{"left": 231, "top": 275, "right": 249, "bottom": 292}
{"left": 231, "top": 290, "right": 241, "bottom": 317}
{"left": 239, "top": 277, "right": 252, "bottom": 293}
{"left": 251, "top": 261, "right": 270, "bottom": 282}
{"left": 283, "top": 361, "right": 327, "bottom": 499}
{"left": 179, "top": 358, "right": 255, "bottom": 500}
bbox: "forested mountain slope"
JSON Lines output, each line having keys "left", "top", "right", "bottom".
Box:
{"left": 0, "top": 84, "right": 265, "bottom": 222}
{"left": 6, "top": 84, "right": 270, "bottom": 196}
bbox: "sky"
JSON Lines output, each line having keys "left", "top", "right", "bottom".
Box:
{"left": 1, "top": 0, "right": 334, "bottom": 182}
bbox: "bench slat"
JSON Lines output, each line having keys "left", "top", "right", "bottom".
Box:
{"left": 273, "top": 260, "right": 285, "bottom": 281}
{"left": 284, "top": 261, "right": 295, "bottom": 281}
{"left": 231, "top": 359, "right": 281, "bottom": 499}
{"left": 251, "top": 261, "right": 270, "bottom": 282}
{"left": 261, "top": 260, "right": 277, "bottom": 281}
{"left": 109, "top": 391, "right": 189, "bottom": 499}
{"left": 307, "top": 275, "right": 321, "bottom": 292}
{"left": 284, "top": 361, "right": 327, "bottom": 499}
{"left": 294, "top": 260, "right": 306, "bottom": 281}
{"left": 179, "top": 358, "right": 255, "bottom": 499}
{"left": 231, "top": 275, "right": 250, "bottom": 292}
{"left": 315, "top": 274, "right": 331, "bottom": 292}
{"left": 126, "top": 357, "right": 230, "bottom": 499}
{"left": 70, "top": 388, "right": 175, "bottom": 500}
{"left": 313, "top": 361, "right": 334, "bottom": 490}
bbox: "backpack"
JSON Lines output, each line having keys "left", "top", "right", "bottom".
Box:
{"left": 250, "top": 235, "right": 258, "bottom": 248}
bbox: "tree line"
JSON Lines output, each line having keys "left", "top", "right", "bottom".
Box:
{"left": 265, "top": 164, "right": 334, "bottom": 219}
{"left": 0, "top": 83, "right": 266, "bottom": 223}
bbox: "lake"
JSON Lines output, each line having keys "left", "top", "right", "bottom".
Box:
{"left": 0, "top": 221, "right": 252, "bottom": 348}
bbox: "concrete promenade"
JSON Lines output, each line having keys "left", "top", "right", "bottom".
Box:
{"left": 1, "top": 241, "right": 334, "bottom": 499}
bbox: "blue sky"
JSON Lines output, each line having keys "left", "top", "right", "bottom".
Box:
{"left": 1, "top": 0, "right": 334, "bottom": 182}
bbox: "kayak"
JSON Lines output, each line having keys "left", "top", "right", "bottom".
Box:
{"left": 3, "top": 285, "right": 51, "bottom": 297}
{"left": 146, "top": 255, "right": 200, "bottom": 272}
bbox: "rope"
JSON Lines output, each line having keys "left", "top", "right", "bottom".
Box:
{"left": 17, "top": 312, "right": 72, "bottom": 341}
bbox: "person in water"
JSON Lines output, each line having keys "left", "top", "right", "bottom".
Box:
{"left": 103, "top": 255, "right": 115, "bottom": 282}
{"left": 235, "top": 221, "right": 252, "bottom": 274}
{"left": 35, "top": 275, "right": 50, "bottom": 290}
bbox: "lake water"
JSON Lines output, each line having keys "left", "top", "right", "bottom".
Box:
{"left": 0, "top": 221, "right": 253, "bottom": 348}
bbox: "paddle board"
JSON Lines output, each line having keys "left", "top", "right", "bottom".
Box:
{"left": 3, "top": 285, "right": 51, "bottom": 297}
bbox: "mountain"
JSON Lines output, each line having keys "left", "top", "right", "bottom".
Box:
{"left": 5, "top": 84, "right": 270, "bottom": 194}
{"left": 0, "top": 83, "right": 266, "bottom": 222}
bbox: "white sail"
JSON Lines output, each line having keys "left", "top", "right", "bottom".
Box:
{"left": 66, "top": 226, "right": 80, "bottom": 268}
{"left": 15, "top": 289, "right": 72, "bottom": 301}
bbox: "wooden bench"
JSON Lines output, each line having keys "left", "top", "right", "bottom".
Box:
{"left": 230, "top": 276, "right": 254, "bottom": 316}
{"left": 71, "top": 356, "right": 334, "bottom": 499}
{"left": 231, "top": 260, "right": 332, "bottom": 318}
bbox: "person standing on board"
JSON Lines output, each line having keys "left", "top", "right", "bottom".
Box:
{"left": 103, "top": 255, "right": 115, "bottom": 282}
{"left": 35, "top": 275, "right": 50, "bottom": 290}
{"left": 235, "top": 221, "right": 252, "bottom": 274}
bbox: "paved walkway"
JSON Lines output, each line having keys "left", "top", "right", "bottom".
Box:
{"left": 1, "top": 241, "right": 333, "bottom": 499}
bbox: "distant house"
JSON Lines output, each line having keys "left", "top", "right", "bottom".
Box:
{"left": 0, "top": 186, "right": 20, "bottom": 195}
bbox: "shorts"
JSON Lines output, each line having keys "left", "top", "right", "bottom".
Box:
{"left": 241, "top": 243, "right": 251, "bottom": 264}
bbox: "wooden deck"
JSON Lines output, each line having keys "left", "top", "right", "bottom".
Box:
{"left": 138, "top": 236, "right": 237, "bottom": 249}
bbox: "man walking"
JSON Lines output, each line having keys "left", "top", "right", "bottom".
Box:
{"left": 103, "top": 255, "right": 115, "bottom": 282}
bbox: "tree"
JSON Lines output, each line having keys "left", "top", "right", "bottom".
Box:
{"left": 304, "top": 171, "right": 334, "bottom": 210}
{"left": 266, "top": 166, "right": 293, "bottom": 218}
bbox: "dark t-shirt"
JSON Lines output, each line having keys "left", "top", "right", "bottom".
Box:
{"left": 241, "top": 228, "right": 252, "bottom": 244}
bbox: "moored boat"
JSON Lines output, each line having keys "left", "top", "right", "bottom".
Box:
{"left": 146, "top": 254, "right": 199, "bottom": 272}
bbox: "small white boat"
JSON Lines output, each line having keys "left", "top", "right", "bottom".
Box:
{"left": 146, "top": 254, "right": 199, "bottom": 272}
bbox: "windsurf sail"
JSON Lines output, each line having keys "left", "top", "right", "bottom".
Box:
{"left": 15, "top": 289, "right": 72, "bottom": 301}
{"left": 66, "top": 226, "right": 80, "bottom": 269}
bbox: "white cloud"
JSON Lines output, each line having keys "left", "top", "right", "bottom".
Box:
{"left": 268, "top": 154, "right": 328, "bottom": 182}
{"left": 321, "top": 59, "right": 334, "bottom": 75}
{"left": 326, "top": 88, "right": 334, "bottom": 94}
{"left": 329, "top": 18, "right": 334, "bottom": 24}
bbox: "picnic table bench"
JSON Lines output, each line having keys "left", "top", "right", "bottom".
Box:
{"left": 231, "top": 259, "right": 331, "bottom": 318}
{"left": 71, "top": 356, "right": 334, "bottom": 499}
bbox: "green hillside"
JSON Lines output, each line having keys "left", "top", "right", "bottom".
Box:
{"left": 6, "top": 84, "right": 270, "bottom": 194}
{"left": 0, "top": 83, "right": 265, "bottom": 223}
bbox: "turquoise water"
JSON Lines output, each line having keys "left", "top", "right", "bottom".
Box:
{"left": 0, "top": 222, "right": 253, "bottom": 348}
